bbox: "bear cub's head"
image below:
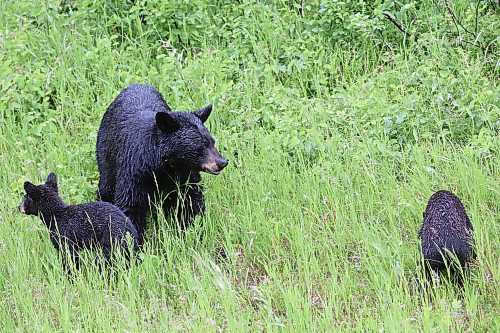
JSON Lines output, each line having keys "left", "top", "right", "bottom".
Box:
{"left": 19, "top": 172, "right": 60, "bottom": 216}
{"left": 155, "top": 104, "right": 228, "bottom": 175}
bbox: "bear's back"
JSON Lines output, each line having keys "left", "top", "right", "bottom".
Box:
{"left": 421, "top": 190, "right": 471, "bottom": 241}
{"left": 106, "top": 84, "right": 170, "bottom": 120}
{"left": 97, "top": 84, "right": 170, "bottom": 170}
{"left": 419, "top": 190, "right": 473, "bottom": 271}
{"left": 59, "top": 202, "right": 134, "bottom": 240}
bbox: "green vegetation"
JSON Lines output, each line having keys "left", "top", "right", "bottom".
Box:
{"left": 0, "top": 0, "right": 498, "bottom": 331}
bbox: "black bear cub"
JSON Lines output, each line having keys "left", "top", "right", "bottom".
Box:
{"left": 96, "top": 84, "right": 228, "bottom": 244}
{"left": 19, "top": 172, "right": 139, "bottom": 273}
{"left": 419, "top": 190, "right": 474, "bottom": 285}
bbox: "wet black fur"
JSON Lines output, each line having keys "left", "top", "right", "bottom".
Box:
{"left": 20, "top": 173, "right": 139, "bottom": 274}
{"left": 419, "top": 190, "right": 474, "bottom": 286}
{"left": 96, "top": 84, "right": 223, "bottom": 244}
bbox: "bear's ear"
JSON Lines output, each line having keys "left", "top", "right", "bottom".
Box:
{"left": 24, "top": 181, "right": 36, "bottom": 195}
{"left": 194, "top": 104, "right": 212, "bottom": 123}
{"left": 156, "top": 112, "right": 179, "bottom": 133}
{"left": 46, "top": 172, "right": 58, "bottom": 192}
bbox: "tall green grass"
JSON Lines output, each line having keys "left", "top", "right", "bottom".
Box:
{"left": 0, "top": 1, "right": 498, "bottom": 331}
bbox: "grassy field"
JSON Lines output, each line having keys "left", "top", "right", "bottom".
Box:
{"left": 0, "top": 1, "right": 498, "bottom": 331}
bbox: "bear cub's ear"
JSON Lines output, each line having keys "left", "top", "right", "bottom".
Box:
{"left": 194, "top": 104, "right": 212, "bottom": 123}
{"left": 24, "top": 181, "right": 36, "bottom": 194}
{"left": 156, "top": 112, "right": 179, "bottom": 133}
{"left": 46, "top": 172, "right": 58, "bottom": 192}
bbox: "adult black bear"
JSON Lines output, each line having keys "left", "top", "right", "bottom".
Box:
{"left": 19, "top": 172, "right": 139, "bottom": 274}
{"left": 96, "top": 84, "right": 228, "bottom": 244}
{"left": 419, "top": 190, "right": 474, "bottom": 286}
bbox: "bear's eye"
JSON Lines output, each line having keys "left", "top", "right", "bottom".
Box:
{"left": 24, "top": 195, "right": 34, "bottom": 205}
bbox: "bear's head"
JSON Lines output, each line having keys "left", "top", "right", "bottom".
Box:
{"left": 19, "top": 172, "right": 60, "bottom": 216}
{"left": 155, "top": 104, "right": 228, "bottom": 175}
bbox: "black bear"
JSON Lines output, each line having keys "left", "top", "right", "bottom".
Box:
{"left": 419, "top": 190, "right": 475, "bottom": 286}
{"left": 19, "top": 172, "right": 139, "bottom": 273}
{"left": 96, "top": 84, "right": 228, "bottom": 244}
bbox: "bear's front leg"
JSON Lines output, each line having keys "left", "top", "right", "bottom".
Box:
{"left": 162, "top": 184, "right": 204, "bottom": 230}
{"left": 59, "top": 240, "right": 80, "bottom": 277}
{"left": 178, "top": 183, "right": 205, "bottom": 230}
{"left": 125, "top": 208, "right": 148, "bottom": 246}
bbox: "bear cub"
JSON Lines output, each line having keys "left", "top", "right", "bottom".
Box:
{"left": 96, "top": 84, "right": 228, "bottom": 244}
{"left": 419, "top": 190, "right": 475, "bottom": 285}
{"left": 19, "top": 172, "right": 139, "bottom": 273}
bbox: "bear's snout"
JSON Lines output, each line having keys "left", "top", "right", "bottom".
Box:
{"left": 202, "top": 147, "right": 228, "bottom": 175}
{"left": 18, "top": 202, "right": 26, "bottom": 214}
{"left": 216, "top": 157, "right": 228, "bottom": 170}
